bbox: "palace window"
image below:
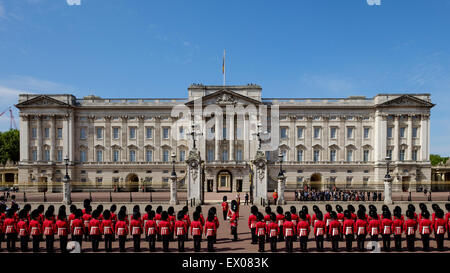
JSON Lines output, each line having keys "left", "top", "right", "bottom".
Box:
{"left": 330, "top": 150, "right": 336, "bottom": 162}
{"left": 387, "top": 149, "right": 393, "bottom": 159}
{"left": 387, "top": 127, "right": 393, "bottom": 138}
{"left": 313, "top": 150, "right": 320, "bottom": 162}
{"left": 280, "top": 128, "right": 287, "bottom": 139}
{"left": 400, "top": 127, "right": 406, "bottom": 138}
{"left": 80, "top": 150, "right": 86, "bottom": 162}
{"left": 57, "top": 150, "right": 63, "bottom": 162}
{"left": 129, "top": 150, "right": 136, "bottom": 162}
{"left": 80, "top": 128, "right": 86, "bottom": 139}
{"left": 412, "top": 149, "right": 418, "bottom": 161}
{"left": 44, "top": 149, "right": 50, "bottom": 161}
{"left": 207, "top": 149, "right": 214, "bottom": 162}
{"left": 129, "top": 127, "right": 136, "bottom": 139}
{"left": 313, "top": 127, "right": 321, "bottom": 139}
{"left": 346, "top": 150, "right": 353, "bottom": 162}
{"left": 236, "top": 150, "right": 243, "bottom": 161}
{"left": 297, "top": 149, "right": 303, "bottom": 162}
{"left": 399, "top": 149, "right": 405, "bottom": 161}
{"left": 364, "top": 128, "right": 370, "bottom": 139}
{"left": 32, "top": 128, "right": 37, "bottom": 139}
{"left": 363, "top": 150, "right": 370, "bottom": 162}
{"left": 113, "top": 150, "right": 119, "bottom": 162}
{"left": 162, "top": 149, "right": 169, "bottom": 162}
{"left": 297, "top": 127, "right": 303, "bottom": 139}
{"left": 222, "top": 150, "right": 229, "bottom": 161}
{"left": 330, "top": 127, "right": 337, "bottom": 139}
{"left": 163, "top": 128, "right": 169, "bottom": 139}
{"left": 180, "top": 150, "right": 186, "bottom": 162}
{"left": 96, "top": 127, "right": 103, "bottom": 139}
{"left": 347, "top": 127, "right": 354, "bottom": 139}
{"left": 57, "top": 128, "right": 63, "bottom": 139}
{"left": 281, "top": 150, "right": 287, "bottom": 161}
{"left": 297, "top": 177, "right": 303, "bottom": 183}
{"left": 44, "top": 128, "right": 50, "bottom": 138}
{"left": 412, "top": 127, "right": 418, "bottom": 138}
{"left": 179, "top": 127, "right": 185, "bottom": 139}
{"left": 146, "top": 149, "right": 153, "bottom": 162}
{"left": 146, "top": 127, "right": 153, "bottom": 139}
{"left": 96, "top": 150, "right": 103, "bottom": 162}
{"left": 223, "top": 127, "right": 227, "bottom": 140}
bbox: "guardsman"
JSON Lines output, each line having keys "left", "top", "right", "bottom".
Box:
{"left": 445, "top": 203, "right": 450, "bottom": 240}
{"left": 119, "top": 206, "right": 129, "bottom": 227}
{"left": 191, "top": 211, "right": 203, "bottom": 252}
{"left": 144, "top": 210, "right": 157, "bottom": 252}
{"left": 29, "top": 210, "right": 42, "bottom": 252}
{"left": 43, "top": 210, "right": 56, "bottom": 253}
{"left": 4, "top": 208, "right": 17, "bottom": 252}
{"left": 159, "top": 211, "right": 171, "bottom": 252}
{"left": 110, "top": 204, "right": 118, "bottom": 231}
{"left": 434, "top": 209, "right": 446, "bottom": 251}
{"left": 229, "top": 200, "right": 239, "bottom": 241}
{"left": 55, "top": 208, "right": 69, "bottom": 253}
{"left": 255, "top": 212, "right": 266, "bottom": 252}
{"left": 89, "top": 210, "right": 101, "bottom": 252}
{"left": 297, "top": 211, "right": 310, "bottom": 252}
{"left": 205, "top": 212, "right": 217, "bottom": 252}
{"left": 17, "top": 209, "right": 29, "bottom": 252}
{"left": 431, "top": 204, "right": 440, "bottom": 225}
{"left": 328, "top": 212, "right": 340, "bottom": 252}
{"left": 182, "top": 206, "right": 191, "bottom": 241}
{"left": 71, "top": 209, "right": 84, "bottom": 250}
{"left": 302, "top": 206, "right": 311, "bottom": 226}
{"left": 355, "top": 210, "right": 368, "bottom": 251}
{"left": 168, "top": 207, "right": 176, "bottom": 242}
{"left": 324, "top": 204, "right": 333, "bottom": 241}
{"left": 290, "top": 206, "right": 299, "bottom": 241}
{"left": 404, "top": 210, "right": 417, "bottom": 251}
{"left": 196, "top": 206, "right": 205, "bottom": 228}
{"left": 101, "top": 210, "right": 114, "bottom": 252}
{"left": 348, "top": 205, "right": 357, "bottom": 221}
{"left": 175, "top": 211, "right": 187, "bottom": 252}
{"left": 82, "top": 199, "right": 90, "bottom": 214}
{"left": 408, "top": 204, "right": 418, "bottom": 222}
{"left": 155, "top": 206, "right": 163, "bottom": 242}
{"left": 268, "top": 213, "right": 279, "bottom": 252}
{"left": 392, "top": 209, "right": 403, "bottom": 251}
{"left": 142, "top": 205, "right": 152, "bottom": 242}
{"left": 82, "top": 205, "right": 92, "bottom": 242}
{"left": 209, "top": 207, "right": 219, "bottom": 243}
{"left": 368, "top": 210, "right": 381, "bottom": 243}
{"left": 418, "top": 203, "right": 427, "bottom": 221}
{"left": 248, "top": 206, "right": 258, "bottom": 244}
{"left": 0, "top": 204, "right": 6, "bottom": 250}
{"left": 130, "top": 211, "right": 142, "bottom": 252}
{"left": 336, "top": 205, "right": 344, "bottom": 240}
{"left": 311, "top": 205, "right": 320, "bottom": 227}
{"left": 283, "top": 212, "right": 294, "bottom": 253}
{"left": 68, "top": 205, "right": 77, "bottom": 241}
{"left": 343, "top": 210, "right": 355, "bottom": 252}
{"left": 264, "top": 206, "right": 272, "bottom": 243}
{"left": 96, "top": 205, "right": 104, "bottom": 223}
{"left": 276, "top": 206, "right": 285, "bottom": 242}
{"left": 222, "top": 196, "right": 229, "bottom": 221}
{"left": 313, "top": 211, "right": 325, "bottom": 251}
{"left": 273, "top": 190, "right": 278, "bottom": 205}
{"left": 419, "top": 210, "right": 432, "bottom": 251}
{"left": 115, "top": 211, "right": 129, "bottom": 252}
{"left": 381, "top": 210, "right": 393, "bottom": 252}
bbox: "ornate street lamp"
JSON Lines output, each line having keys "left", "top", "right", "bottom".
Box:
{"left": 63, "top": 154, "right": 71, "bottom": 205}
{"left": 384, "top": 156, "right": 393, "bottom": 204}
{"left": 277, "top": 153, "right": 286, "bottom": 204}
{"left": 170, "top": 152, "right": 178, "bottom": 205}
{"left": 278, "top": 153, "right": 284, "bottom": 178}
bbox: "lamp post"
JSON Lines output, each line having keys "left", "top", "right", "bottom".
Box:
{"left": 63, "top": 155, "right": 71, "bottom": 205}
{"left": 170, "top": 152, "right": 178, "bottom": 205}
{"left": 277, "top": 153, "right": 286, "bottom": 205}
{"left": 384, "top": 156, "right": 393, "bottom": 204}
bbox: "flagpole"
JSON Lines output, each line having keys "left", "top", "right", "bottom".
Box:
{"left": 223, "top": 49, "right": 226, "bottom": 86}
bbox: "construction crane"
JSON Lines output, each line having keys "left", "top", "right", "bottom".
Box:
{"left": 0, "top": 107, "right": 18, "bottom": 130}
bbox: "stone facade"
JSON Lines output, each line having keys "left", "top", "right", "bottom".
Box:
{"left": 15, "top": 85, "right": 434, "bottom": 193}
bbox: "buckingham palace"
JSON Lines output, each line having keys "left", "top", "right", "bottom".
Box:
{"left": 15, "top": 84, "right": 434, "bottom": 194}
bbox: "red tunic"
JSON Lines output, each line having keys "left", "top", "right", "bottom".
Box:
{"left": 229, "top": 212, "right": 238, "bottom": 227}
{"left": 29, "top": 219, "right": 42, "bottom": 236}
{"left": 101, "top": 219, "right": 114, "bottom": 235}
{"left": 267, "top": 222, "right": 279, "bottom": 237}
{"left": 174, "top": 220, "right": 187, "bottom": 236}
{"left": 392, "top": 218, "right": 404, "bottom": 235}
{"left": 368, "top": 219, "right": 381, "bottom": 236}
{"left": 55, "top": 219, "right": 69, "bottom": 236}
{"left": 256, "top": 221, "right": 267, "bottom": 236}
{"left": 190, "top": 220, "right": 203, "bottom": 236}
{"left": 199, "top": 214, "right": 205, "bottom": 227}
{"left": 183, "top": 214, "right": 191, "bottom": 228}
{"left": 328, "top": 220, "right": 341, "bottom": 236}
{"left": 82, "top": 213, "right": 92, "bottom": 230}
{"left": 204, "top": 221, "right": 217, "bottom": 236}
{"left": 17, "top": 220, "right": 29, "bottom": 236}
{"left": 89, "top": 218, "right": 101, "bottom": 235}
{"left": 142, "top": 213, "right": 151, "bottom": 228}
{"left": 324, "top": 213, "right": 332, "bottom": 227}
{"left": 291, "top": 213, "right": 299, "bottom": 227}
{"left": 248, "top": 214, "right": 257, "bottom": 229}
{"left": 283, "top": 220, "right": 295, "bottom": 237}
{"left": 154, "top": 213, "right": 162, "bottom": 227}
{"left": 71, "top": 218, "right": 84, "bottom": 236}
{"left": 355, "top": 219, "right": 368, "bottom": 236}
{"left": 158, "top": 220, "right": 171, "bottom": 235}
{"left": 434, "top": 218, "right": 447, "bottom": 235}
{"left": 419, "top": 218, "right": 432, "bottom": 235}
{"left": 297, "top": 220, "right": 310, "bottom": 237}
{"left": 313, "top": 220, "right": 326, "bottom": 236}
{"left": 4, "top": 218, "right": 17, "bottom": 234}
{"left": 343, "top": 219, "right": 355, "bottom": 235}
{"left": 144, "top": 219, "right": 158, "bottom": 236}
{"left": 222, "top": 201, "right": 229, "bottom": 212}
{"left": 403, "top": 219, "right": 417, "bottom": 236}
{"left": 276, "top": 214, "right": 285, "bottom": 227}
{"left": 115, "top": 220, "right": 128, "bottom": 236}
{"left": 43, "top": 219, "right": 56, "bottom": 236}
{"left": 130, "top": 219, "right": 143, "bottom": 235}
{"left": 68, "top": 213, "right": 76, "bottom": 229}
{"left": 168, "top": 215, "right": 176, "bottom": 231}
{"left": 381, "top": 218, "right": 393, "bottom": 235}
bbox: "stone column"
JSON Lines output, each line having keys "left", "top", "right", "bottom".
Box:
{"left": 62, "top": 173, "right": 71, "bottom": 205}
{"left": 68, "top": 112, "right": 75, "bottom": 163}
{"left": 355, "top": 116, "right": 362, "bottom": 161}
{"left": 407, "top": 115, "right": 413, "bottom": 160}
{"left": 306, "top": 116, "right": 313, "bottom": 161}
{"left": 154, "top": 116, "right": 161, "bottom": 161}
{"left": 19, "top": 114, "right": 29, "bottom": 162}
{"left": 252, "top": 151, "right": 268, "bottom": 205}
{"left": 63, "top": 114, "right": 69, "bottom": 161}
{"left": 138, "top": 116, "right": 145, "bottom": 162}
{"left": 229, "top": 114, "right": 235, "bottom": 161}
{"left": 170, "top": 174, "right": 178, "bottom": 205}
{"left": 393, "top": 115, "right": 400, "bottom": 161}
{"left": 277, "top": 174, "right": 286, "bottom": 205}
{"left": 338, "top": 116, "right": 345, "bottom": 161}
{"left": 37, "top": 115, "right": 43, "bottom": 161}
{"left": 121, "top": 116, "right": 128, "bottom": 161}
{"left": 50, "top": 115, "right": 56, "bottom": 162}
{"left": 105, "top": 116, "right": 112, "bottom": 162}
{"left": 88, "top": 116, "right": 95, "bottom": 162}
{"left": 384, "top": 176, "right": 393, "bottom": 204}
{"left": 215, "top": 114, "right": 220, "bottom": 161}
{"left": 323, "top": 116, "right": 329, "bottom": 161}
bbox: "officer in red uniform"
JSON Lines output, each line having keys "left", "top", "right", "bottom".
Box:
{"left": 255, "top": 212, "right": 266, "bottom": 252}
{"left": 380, "top": 209, "right": 393, "bottom": 251}
{"left": 43, "top": 210, "right": 56, "bottom": 253}
{"left": 368, "top": 210, "right": 380, "bottom": 243}
{"left": 392, "top": 209, "right": 403, "bottom": 251}
{"left": 297, "top": 211, "right": 310, "bottom": 252}
{"left": 168, "top": 207, "right": 176, "bottom": 242}
{"left": 276, "top": 206, "right": 285, "bottom": 242}
{"left": 205, "top": 212, "right": 217, "bottom": 252}
{"left": 229, "top": 200, "right": 239, "bottom": 241}
{"left": 0, "top": 204, "right": 6, "bottom": 250}
{"left": 71, "top": 209, "right": 84, "bottom": 250}
{"left": 290, "top": 206, "right": 299, "bottom": 241}
{"left": 313, "top": 210, "right": 325, "bottom": 251}
{"left": 29, "top": 209, "right": 42, "bottom": 252}
{"left": 283, "top": 212, "right": 295, "bottom": 253}
{"left": 175, "top": 211, "right": 187, "bottom": 252}
{"left": 130, "top": 211, "right": 143, "bottom": 252}
{"left": 4, "top": 208, "right": 18, "bottom": 252}
{"left": 336, "top": 205, "right": 345, "bottom": 241}
{"left": 159, "top": 211, "right": 171, "bottom": 252}
{"left": 248, "top": 206, "right": 258, "bottom": 244}
{"left": 101, "top": 210, "right": 114, "bottom": 252}
{"left": 142, "top": 205, "right": 152, "bottom": 229}
{"left": 301, "top": 206, "right": 311, "bottom": 227}
{"left": 89, "top": 210, "right": 101, "bottom": 252}
{"left": 328, "top": 212, "right": 340, "bottom": 252}
{"left": 419, "top": 210, "right": 432, "bottom": 251}
{"left": 196, "top": 206, "right": 205, "bottom": 228}
{"left": 82, "top": 205, "right": 92, "bottom": 242}
{"left": 434, "top": 209, "right": 446, "bottom": 251}
{"left": 191, "top": 211, "right": 203, "bottom": 252}
{"left": 115, "top": 211, "right": 129, "bottom": 252}
{"left": 55, "top": 209, "right": 69, "bottom": 253}
{"left": 324, "top": 204, "right": 333, "bottom": 241}
{"left": 404, "top": 209, "right": 417, "bottom": 251}
{"left": 264, "top": 206, "right": 272, "bottom": 243}
{"left": 267, "top": 213, "right": 279, "bottom": 252}
{"left": 182, "top": 206, "right": 191, "bottom": 241}
{"left": 144, "top": 210, "right": 157, "bottom": 252}
{"left": 68, "top": 205, "right": 77, "bottom": 241}
{"left": 17, "top": 209, "right": 29, "bottom": 252}
{"left": 154, "top": 206, "right": 163, "bottom": 242}
{"left": 222, "top": 196, "right": 229, "bottom": 221}
{"left": 348, "top": 205, "right": 357, "bottom": 221}
{"left": 110, "top": 204, "right": 118, "bottom": 230}
{"left": 355, "top": 210, "right": 368, "bottom": 251}
{"left": 343, "top": 210, "right": 355, "bottom": 251}
{"left": 445, "top": 203, "right": 450, "bottom": 240}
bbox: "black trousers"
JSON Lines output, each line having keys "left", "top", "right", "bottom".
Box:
{"left": 45, "top": 235, "right": 54, "bottom": 253}
{"left": 436, "top": 234, "right": 444, "bottom": 251}
{"left": 231, "top": 226, "right": 238, "bottom": 241}
{"left": 421, "top": 234, "right": 430, "bottom": 251}
{"left": 104, "top": 234, "right": 113, "bottom": 252}
{"left": 0, "top": 233, "right": 4, "bottom": 249}
{"left": 73, "top": 235, "right": 83, "bottom": 250}
{"left": 315, "top": 235, "right": 324, "bottom": 251}
{"left": 162, "top": 235, "right": 170, "bottom": 252}
{"left": 345, "top": 234, "right": 354, "bottom": 251}
{"left": 258, "top": 235, "right": 265, "bottom": 252}
{"left": 133, "top": 235, "right": 141, "bottom": 252}
{"left": 84, "top": 228, "right": 89, "bottom": 241}
{"left": 285, "top": 236, "right": 293, "bottom": 252}
{"left": 299, "top": 236, "right": 308, "bottom": 251}
{"left": 59, "top": 236, "right": 68, "bottom": 253}
{"left": 193, "top": 235, "right": 201, "bottom": 252}
{"left": 331, "top": 235, "right": 339, "bottom": 252}
{"left": 20, "top": 236, "right": 29, "bottom": 252}
{"left": 207, "top": 236, "right": 214, "bottom": 252}
{"left": 251, "top": 228, "right": 257, "bottom": 244}
{"left": 119, "top": 235, "right": 126, "bottom": 252}
{"left": 278, "top": 226, "right": 284, "bottom": 242}
{"left": 148, "top": 235, "right": 156, "bottom": 251}
{"left": 32, "top": 235, "right": 40, "bottom": 252}
{"left": 370, "top": 235, "right": 379, "bottom": 242}
{"left": 406, "top": 235, "right": 415, "bottom": 251}
{"left": 222, "top": 211, "right": 227, "bottom": 221}
{"left": 6, "top": 233, "right": 17, "bottom": 251}
{"left": 394, "top": 235, "right": 402, "bottom": 251}
{"left": 177, "top": 235, "right": 185, "bottom": 251}
{"left": 270, "top": 236, "right": 277, "bottom": 252}
{"left": 382, "top": 235, "right": 391, "bottom": 251}
{"left": 91, "top": 235, "right": 100, "bottom": 252}
{"left": 357, "top": 235, "right": 366, "bottom": 251}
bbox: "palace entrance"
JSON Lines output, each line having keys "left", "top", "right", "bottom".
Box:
{"left": 310, "top": 173, "right": 322, "bottom": 190}
{"left": 126, "top": 173, "right": 139, "bottom": 192}
{"left": 217, "top": 170, "right": 232, "bottom": 192}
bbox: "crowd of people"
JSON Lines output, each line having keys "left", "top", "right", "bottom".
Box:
{"left": 293, "top": 189, "right": 383, "bottom": 202}
{"left": 247, "top": 203, "right": 450, "bottom": 252}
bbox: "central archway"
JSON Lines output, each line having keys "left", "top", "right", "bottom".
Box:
{"left": 217, "top": 170, "right": 232, "bottom": 192}
{"left": 310, "top": 173, "right": 322, "bottom": 190}
{"left": 126, "top": 173, "right": 139, "bottom": 192}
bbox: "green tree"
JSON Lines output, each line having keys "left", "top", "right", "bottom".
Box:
{"left": 0, "top": 129, "right": 20, "bottom": 165}
{"left": 430, "top": 154, "right": 449, "bottom": 166}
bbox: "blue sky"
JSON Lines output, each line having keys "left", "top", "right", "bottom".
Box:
{"left": 0, "top": 0, "right": 449, "bottom": 155}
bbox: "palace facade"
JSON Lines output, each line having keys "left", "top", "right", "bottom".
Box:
{"left": 15, "top": 84, "right": 434, "bottom": 193}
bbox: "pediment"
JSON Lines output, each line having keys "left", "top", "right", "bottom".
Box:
{"left": 185, "top": 90, "right": 261, "bottom": 106}
{"left": 16, "top": 95, "right": 70, "bottom": 108}
{"left": 377, "top": 95, "right": 434, "bottom": 108}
